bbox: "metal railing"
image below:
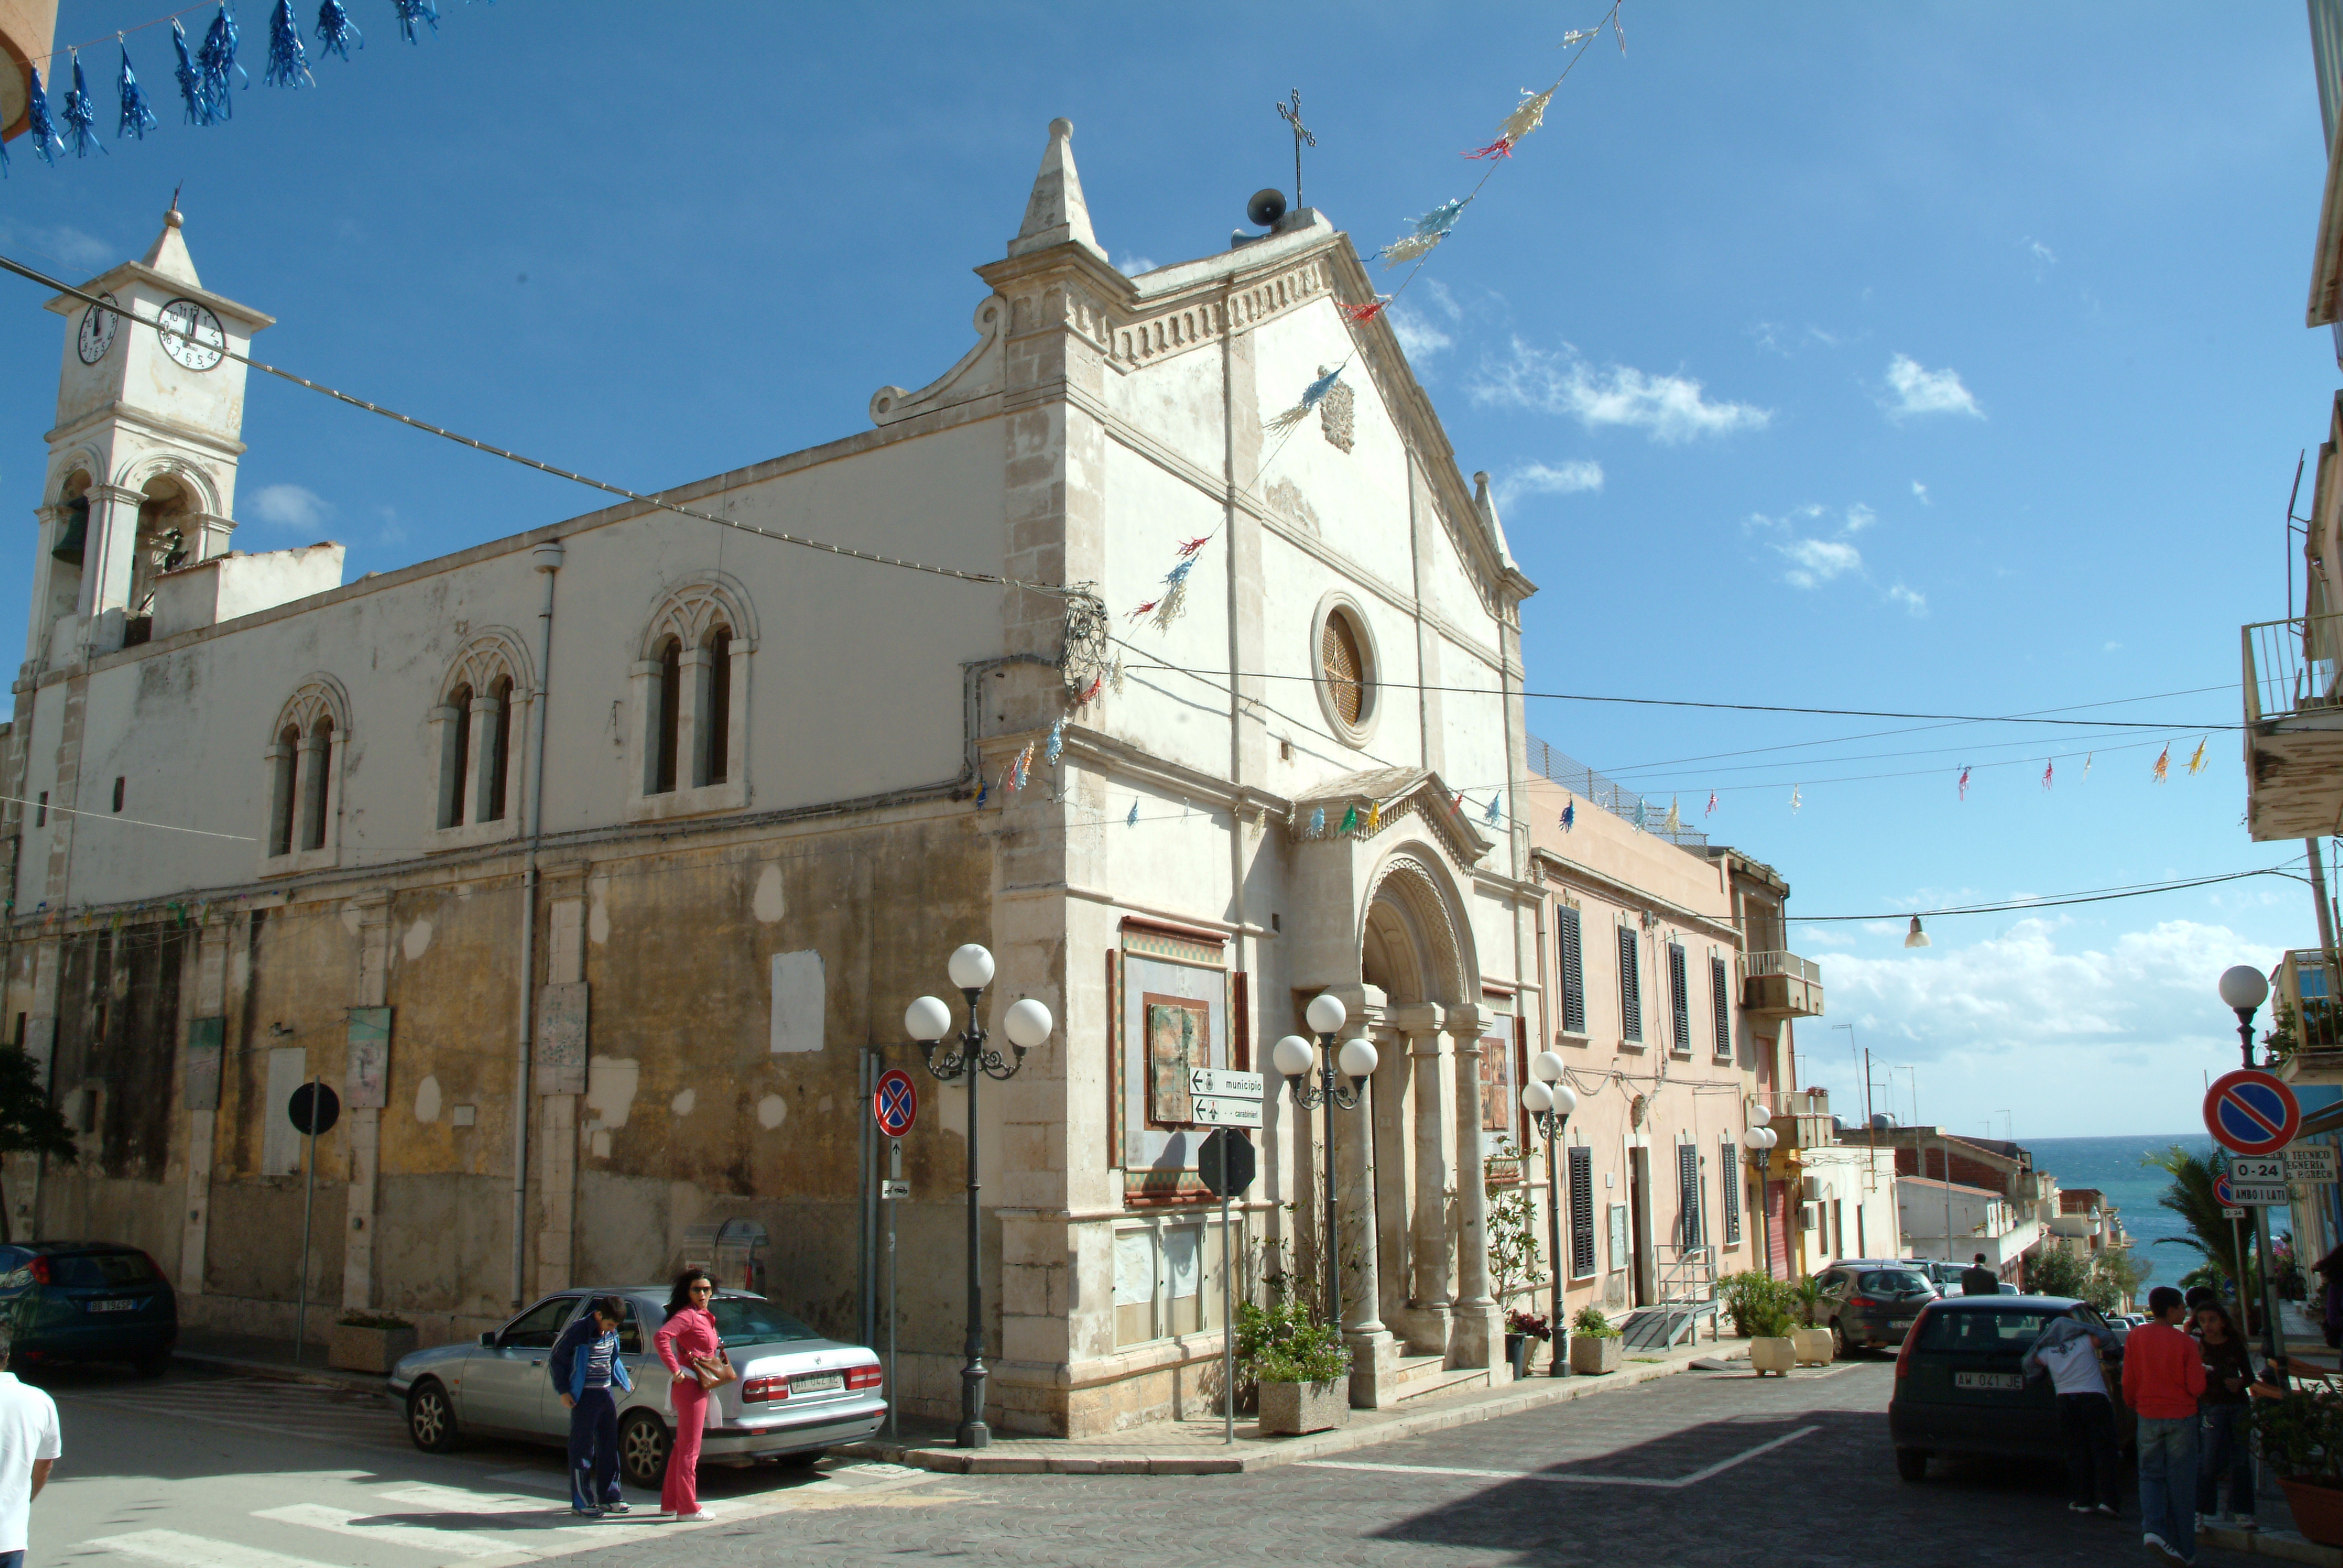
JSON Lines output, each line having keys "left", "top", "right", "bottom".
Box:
{"left": 1525, "top": 733, "right": 1709, "bottom": 851}
{"left": 2277, "top": 948, "right": 2343, "bottom": 1056}
{"left": 1658, "top": 1244, "right": 1717, "bottom": 1304}
{"left": 1740, "top": 950, "right": 1822, "bottom": 986}
{"left": 2243, "top": 613, "right": 2343, "bottom": 726}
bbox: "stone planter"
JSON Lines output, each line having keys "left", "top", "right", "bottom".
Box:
{"left": 1749, "top": 1336, "right": 1797, "bottom": 1376}
{"left": 329, "top": 1322, "right": 418, "bottom": 1375}
{"left": 1791, "top": 1327, "right": 1835, "bottom": 1366}
{"left": 1258, "top": 1378, "right": 1350, "bottom": 1437}
{"left": 1505, "top": 1333, "right": 1535, "bottom": 1379}
{"left": 2280, "top": 1477, "right": 2343, "bottom": 1547}
{"left": 1570, "top": 1335, "right": 1623, "bottom": 1375}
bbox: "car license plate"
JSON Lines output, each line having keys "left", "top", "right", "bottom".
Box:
{"left": 792, "top": 1373, "right": 844, "bottom": 1395}
{"left": 1955, "top": 1371, "right": 2023, "bottom": 1391}
{"left": 86, "top": 1299, "right": 139, "bottom": 1313}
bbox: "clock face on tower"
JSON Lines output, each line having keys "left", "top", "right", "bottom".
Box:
{"left": 156, "top": 298, "right": 226, "bottom": 373}
{"left": 77, "top": 296, "right": 118, "bottom": 365}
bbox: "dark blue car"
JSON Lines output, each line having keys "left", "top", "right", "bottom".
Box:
{"left": 0, "top": 1243, "right": 176, "bottom": 1375}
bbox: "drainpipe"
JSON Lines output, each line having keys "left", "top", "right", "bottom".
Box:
{"left": 510, "top": 540, "right": 564, "bottom": 1309}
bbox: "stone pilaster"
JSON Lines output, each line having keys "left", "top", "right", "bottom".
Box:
{"left": 1447, "top": 1004, "right": 1504, "bottom": 1375}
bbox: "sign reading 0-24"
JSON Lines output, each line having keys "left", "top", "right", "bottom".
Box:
{"left": 157, "top": 298, "right": 226, "bottom": 372}
{"left": 77, "top": 295, "right": 118, "bottom": 365}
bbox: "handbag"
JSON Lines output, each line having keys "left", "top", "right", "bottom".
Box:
{"left": 692, "top": 1348, "right": 738, "bottom": 1390}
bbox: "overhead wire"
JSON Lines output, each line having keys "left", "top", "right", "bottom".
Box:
{"left": 1793, "top": 863, "right": 2308, "bottom": 922}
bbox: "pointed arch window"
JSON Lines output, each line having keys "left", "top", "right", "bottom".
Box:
{"left": 261, "top": 677, "right": 350, "bottom": 873}
{"left": 633, "top": 580, "right": 754, "bottom": 820}
{"left": 430, "top": 633, "right": 531, "bottom": 846}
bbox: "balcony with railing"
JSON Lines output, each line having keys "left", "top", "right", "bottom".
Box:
{"left": 2242, "top": 613, "right": 2343, "bottom": 840}
{"left": 1753, "top": 1086, "right": 1835, "bottom": 1149}
{"left": 2272, "top": 948, "right": 2343, "bottom": 1082}
{"left": 1741, "top": 950, "right": 1825, "bottom": 1019}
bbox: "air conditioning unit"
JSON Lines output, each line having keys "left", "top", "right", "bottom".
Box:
{"left": 1799, "top": 1203, "right": 1818, "bottom": 1231}
{"left": 1801, "top": 1175, "right": 1823, "bottom": 1201}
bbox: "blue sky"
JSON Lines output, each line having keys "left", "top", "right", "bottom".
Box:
{"left": 0, "top": 2, "right": 2327, "bottom": 1135}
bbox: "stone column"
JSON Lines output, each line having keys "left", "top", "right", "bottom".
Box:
{"left": 467, "top": 695, "right": 499, "bottom": 823}
{"left": 185, "top": 510, "right": 236, "bottom": 563}
{"left": 341, "top": 896, "right": 391, "bottom": 1310}
{"left": 678, "top": 644, "right": 711, "bottom": 789}
{"left": 179, "top": 920, "right": 232, "bottom": 1297}
{"left": 1333, "top": 1005, "right": 1399, "bottom": 1407}
{"left": 75, "top": 484, "right": 145, "bottom": 652}
{"left": 1368, "top": 1020, "right": 1411, "bottom": 1348}
{"left": 1446, "top": 1004, "right": 1504, "bottom": 1375}
{"left": 1393, "top": 1002, "right": 1450, "bottom": 1352}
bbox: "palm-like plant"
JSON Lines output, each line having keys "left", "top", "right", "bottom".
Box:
{"left": 2144, "top": 1144, "right": 2259, "bottom": 1308}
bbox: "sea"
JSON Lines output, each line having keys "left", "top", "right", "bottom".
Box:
{"left": 2025, "top": 1134, "right": 2216, "bottom": 1292}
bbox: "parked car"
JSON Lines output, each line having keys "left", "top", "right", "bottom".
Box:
{"left": 1811, "top": 1263, "right": 1938, "bottom": 1354}
{"left": 1888, "top": 1294, "right": 2134, "bottom": 1482}
{"left": 0, "top": 1242, "right": 176, "bottom": 1375}
{"left": 390, "top": 1287, "right": 885, "bottom": 1484}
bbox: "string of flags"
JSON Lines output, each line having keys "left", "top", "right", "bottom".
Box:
{"left": 6, "top": 0, "right": 485, "bottom": 175}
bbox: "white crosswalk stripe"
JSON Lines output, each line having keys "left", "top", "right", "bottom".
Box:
{"left": 252, "top": 1504, "right": 520, "bottom": 1559}
{"left": 78, "top": 1528, "right": 347, "bottom": 1568}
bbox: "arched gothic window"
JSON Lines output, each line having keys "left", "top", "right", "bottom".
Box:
{"left": 262, "top": 676, "right": 351, "bottom": 872}
{"left": 633, "top": 579, "right": 754, "bottom": 820}
{"left": 432, "top": 631, "right": 532, "bottom": 844}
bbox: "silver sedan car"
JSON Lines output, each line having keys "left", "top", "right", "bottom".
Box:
{"left": 389, "top": 1287, "right": 886, "bottom": 1485}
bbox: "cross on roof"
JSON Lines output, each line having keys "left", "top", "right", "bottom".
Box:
{"left": 1276, "top": 88, "right": 1316, "bottom": 213}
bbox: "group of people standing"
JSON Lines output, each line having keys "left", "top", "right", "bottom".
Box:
{"left": 2026, "top": 1283, "right": 2260, "bottom": 1568}
{"left": 549, "top": 1268, "right": 732, "bottom": 1521}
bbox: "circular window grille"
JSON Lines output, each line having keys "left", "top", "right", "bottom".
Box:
{"left": 1321, "top": 610, "right": 1366, "bottom": 726}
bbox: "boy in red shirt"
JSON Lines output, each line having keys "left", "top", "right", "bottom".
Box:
{"left": 2124, "top": 1286, "right": 2208, "bottom": 1565}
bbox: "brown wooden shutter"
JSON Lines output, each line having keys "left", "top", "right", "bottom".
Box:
{"left": 1321, "top": 612, "right": 1364, "bottom": 725}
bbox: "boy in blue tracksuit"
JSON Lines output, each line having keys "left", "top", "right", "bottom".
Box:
{"left": 549, "top": 1295, "right": 634, "bottom": 1516}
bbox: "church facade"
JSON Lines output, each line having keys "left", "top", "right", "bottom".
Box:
{"left": 3, "top": 121, "right": 1581, "bottom": 1436}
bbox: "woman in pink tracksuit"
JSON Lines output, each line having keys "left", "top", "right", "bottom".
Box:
{"left": 654, "top": 1268, "right": 721, "bottom": 1520}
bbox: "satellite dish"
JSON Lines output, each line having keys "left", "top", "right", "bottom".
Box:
{"left": 1247, "top": 188, "right": 1288, "bottom": 229}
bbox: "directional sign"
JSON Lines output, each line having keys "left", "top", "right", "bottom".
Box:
{"left": 1197, "top": 1129, "right": 1257, "bottom": 1199}
{"left": 1188, "top": 1095, "right": 1263, "bottom": 1129}
{"left": 2289, "top": 1144, "right": 2340, "bottom": 1183}
{"left": 1189, "top": 1068, "right": 1265, "bottom": 1101}
{"left": 2227, "top": 1183, "right": 2293, "bottom": 1206}
{"left": 2204, "top": 1069, "right": 2302, "bottom": 1157}
{"left": 2228, "top": 1156, "right": 2289, "bottom": 1183}
{"left": 873, "top": 1069, "right": 918, "bottom": 1138}
{"left": 881, "top": 1180, "right": 911, "bottom": 1201}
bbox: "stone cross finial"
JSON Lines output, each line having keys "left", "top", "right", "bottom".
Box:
{"left": 1276, "top": 89, "right": 1316, "bottom": 211}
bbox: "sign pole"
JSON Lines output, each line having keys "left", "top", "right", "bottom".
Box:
{"left": 888, "top": 1137, "right": 901, "bottom": 1442}
{"left": 295, "top": 1074, "right": 319, "bottom": 1365}
{"left": 2258, "top": 1200, "right": 2290, "bottom": 1378}
{"left": 1222, "top": 1183, "right": 1235, "bottom": 1445}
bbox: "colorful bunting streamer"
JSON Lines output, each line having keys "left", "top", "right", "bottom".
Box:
{"left": 1309, "top": 806, "right": 1326, "bottom": 837}
{"left": 1044, "top": 718, "right": 1064, "bottom": 766}
{"left": 117, "top": 47, "right": 159, "bottom": 139}
{"left": 23, "top": 67, "right": 64, "bottom": 166}
{"left": 1340, "top": 297, "right": 1389, "bottom": 323}
{"left": 1378, "top": 197, "right": 1473, "bottom": 267}
{"left": 2187, "top": 738, "right": 2208, "bottom": 776}
{"left": 2083, "top": 752, "right": 2093, "bottom": 780}
{"left": 60, "top": 55, "right": 103, "bottom": 157}
{"left": 1263, "top": 366, "right": 1344, "bottom": 437}
{"left": 2041, "top": 759, "right": 2053, "bottom": 791}
{"left": 1366, "top": 800, "right": 1382, "bottom": 832}
{"left": 1339, "top": 804, "right": 1360, "bottom": 834}
{"left": 2153, "top": 744, "right": 2171, "bottom": 784}
{"left": 1561, "top": 797, "right": 1576, "bottom": 832}
{"left": 171, "top": 19, "right": 205, "bottom": 125}
{"left": 1790, "top": 785, "right": 1802, "bottom": 813}
{"left": 1704, "top": 791, "right": 1718, "bottom": 816}
{"left": 1126, "top": 801, "right": 1138, "bottom": 827}
{"left": 197, "top": 4, "right": 247, "bottom": 122}
{"left": 315, "top": 0, "right": 363, "bottom": 59}
{"left": 265, "top": 0, "right": 313, "bottom": 88}
{"left": 1485, "top": 792, "right": 1502, "bottom": 825}
{"left": 1957, "top": 766, "right": 1970, "bottom": 801}
{"left": 393, "top": 0, "right": 440, "bottom": 44}
{"left": 1663, "top": 797, "right": 1680, "bottom": 835}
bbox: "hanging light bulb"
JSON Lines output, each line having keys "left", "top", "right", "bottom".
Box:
{"left": 1905, "top": 916, "right": 1932, "bottom": 950}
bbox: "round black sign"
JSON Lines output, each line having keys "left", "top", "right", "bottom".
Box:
{"left": 288, "top": 1081, "right": 341, "bottom": 1137}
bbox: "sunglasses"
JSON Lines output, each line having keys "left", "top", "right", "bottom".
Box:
{"left": 690, "top": 1283, "right": 713, "bottom": 1294}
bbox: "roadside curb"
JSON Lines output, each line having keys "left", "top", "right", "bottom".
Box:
{"left": 2200, "top": 1525, "right": 2339, "bottom": 1566}
{"left": 174, "top": 1348, "right": 393, "bottom": 1400}
{"left": 835, "top": 1344, "right": 1761, "bottom": 1476}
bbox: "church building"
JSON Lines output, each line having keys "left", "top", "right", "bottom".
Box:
{"left": 3, "top": 120, "right": 1603, "bottom": 1436}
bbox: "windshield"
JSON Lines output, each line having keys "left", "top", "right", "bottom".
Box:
{"left": 47, "top": 1251, "right": 162, "bottom": 1289}
{"left": 710, "top": 1296, "right": 819, "bottom": 1347}
{"left": 1914, "top": 1307, "right": 2057, "bottom": 1352}
{"left": 1859, "top": 1270, "right": 1929, "bottom": 1294}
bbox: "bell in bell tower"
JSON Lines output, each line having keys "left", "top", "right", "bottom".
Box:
{"left": 30, "top": 197, "right": 273, "bottom": 665}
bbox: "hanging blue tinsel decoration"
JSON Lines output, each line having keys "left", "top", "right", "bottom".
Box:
{"left": 1308, "top": 807, "right": 1326, "bottom": 838}
{"left": 198, "top": 4, "right": 248, "bottom": 122}
{"left": 118, "top": 47, "right": 160, "bottom": 140}
{"left": 61, "top": 55, "right": 106, "bottom": 158}
{"left": 171, "top": 19, "right": 208, "bottom": 124}
{"left": 24, "top": 67, "right": 64, "bottom": 166}
{"left": 265, "top": 0, "right": 313, "bottom": 87}
{"left": 392, "top": 0, "right": 440, "bottom": 43}
{"left": 314, "top": 0, "right": 363, "bottom": 59}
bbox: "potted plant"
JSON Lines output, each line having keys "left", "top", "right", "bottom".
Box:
{"left": 1747, "top": 1302, "right": 1798, "bottom": 1376}
{"left": 2248, "top": 1388, "right": 2343, "bottom": 1545}
{"left": 1505, "top": 1308, "right": 1551, "bottom": 1379}
{"left": 1241, "top": 1297, "right": 1354, "bottom": 1436}
{"left": 329, "top": 1309, "right": 418, "bottom": 1374}
{"left": 1570, "top": 1305, "right": 1623, "bottom": 1375}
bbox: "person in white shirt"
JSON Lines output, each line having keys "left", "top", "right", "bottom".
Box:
{"left": 0, "top": 1329, "right": 58, "bottom": 1568}
{"left": 2024, "top": 1314, "right": 2121, "bottom": 1517}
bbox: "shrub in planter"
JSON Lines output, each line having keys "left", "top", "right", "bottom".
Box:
{"left": 1747, "top": 1303, "right": 1798, "bottom": 1377}
{"left": 1242, "top": 1299, "right": 1354, "bottom": 1435}
{"left": 1718, "top": 1270, "right": 1801, "bottom": 1339}
{"left": 1505, "top": 1308, "right": 1552, "bottom": 1377}
{"left": 1570, "top": 1305, "right": 1623, "bottom": 1375}
{"left": 2249, "top": 1389, "right": 2343, "bottom": 1546}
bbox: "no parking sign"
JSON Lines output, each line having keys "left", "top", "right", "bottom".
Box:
{"left": 873, "top": 1069, "right": 918, "bottom": 1138}
{"left": 2203, "top": 1069, "right": 2301, "bottom": 1158}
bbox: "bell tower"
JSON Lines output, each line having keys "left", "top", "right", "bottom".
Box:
{"left": 30, "top": 199, "right": 273, "bottom": 665}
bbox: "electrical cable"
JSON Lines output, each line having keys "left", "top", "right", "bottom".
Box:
{"left": 1794, "top": 864, "right": 2307, "bottom": 922}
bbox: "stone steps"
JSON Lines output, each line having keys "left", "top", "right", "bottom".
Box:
{"left": 1391, "top": 1352, "right": 1494, "bottom": 1403}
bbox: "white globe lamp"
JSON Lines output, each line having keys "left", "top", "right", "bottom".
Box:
{"left": 1002, "top": 998, "right": 1053, "bottom": 1051}
{"left": 905, "top": 995, "right": 952, "bottom": 1043}
{"left": 1272, "top": 1035, "right": 1315, "bottom": 1079}
{"left": 1305, "top": 993, "right": 1347, "bottom": 1037}
{"left": 1337, "top": 1037, "right": 1379, "bottom": 1080}
{"left": 947, "top": 944, "right": 996, "bottom": 992}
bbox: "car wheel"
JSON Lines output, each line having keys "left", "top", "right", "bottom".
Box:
{"left": 620, "top": 1409, "right": 671, "bottom": 1489}
{"left": 406, "top": 1379, "right": 461, "bottom": 1453}
{"left": 1895, "top": 1448, "right": 1928, "bottom": 1482}
{"left": 1832, "top": 1320, "right": 1850, "bottom": 1358}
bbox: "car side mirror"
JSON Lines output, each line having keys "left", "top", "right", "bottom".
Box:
{"left": 479, "top": 1331, "right": 496, "bottom": 1347}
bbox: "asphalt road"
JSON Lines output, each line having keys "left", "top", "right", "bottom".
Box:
{"left": 20, "top": 1356, "right": 2273, "bottom": 1568}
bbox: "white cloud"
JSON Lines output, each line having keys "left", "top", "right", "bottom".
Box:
{"left": 250, "top": 484, "right": 332, "bottom": 530}
{"left": 1494, "top": 460, "right": 1604, "bottom": 507}
{"left": 1750, "top": 321, "right": 1844, "bottom": 357}
{"left": 1419, "top": 279, "right": 1461, "bottom": 321}
{"left": 1911, "top": 480, "right": 1930, "bottom": 505}
{"left": 1114, "top": 254, "right": 1158, "bottom": 277}
{"left": 2104, "top": 641, "right": 2123, "bottom": 653}
{"left": 1390, "top": 306, "right": 1453, "bottom": 360}
{"left": 1798, "top": 918, "right": 2267, "bottom": 1135}
{"left": 0, "top": 221, "right": 112, "bottom": 270}
{"left": 1844, "top": 503, "right": 1877, "bottom": 533}
{"left": 1884, "top": 354, "right": 1984, "bottom": 420}
{"left": 1888, "top": 582, "right": 1927, "bottom": 616}
{"left": 2026, "top": 238, "right": 2057, "bottom": 266}
{"left": 1778, "top": 537, "right": 1862, "bottom": 587}
{"left": 1472, "top": 339, "right": 1771, "bottom": 443}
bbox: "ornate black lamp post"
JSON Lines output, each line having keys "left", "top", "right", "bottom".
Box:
{"left": 1741, "top": 1117, "right": 1779, "bottom": 1272}
{"left": 1271, "top": 993, "right": 1379, "bottom": 1329}
{"left": 905, "top": 943, "right": 1054, "bottom": 1450}
{"left": 1521, "top": 1049, "right": 1575, "bottom": 1374}
{"left": 2219, "top": 963, "right": 2270, "bottom": 1069}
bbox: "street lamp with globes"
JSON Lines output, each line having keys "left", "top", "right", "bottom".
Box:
{"left": 2219, "top": 964, "right": 2271, "bottom": 1070}
{"left": 1272, "top": 993, "right": 1379, "bottom": 1330}
{"left": 1520, "top": 1049, "right": 1574, "bottom": 1373}
{"left": 1741, "top": 1114, "right": 1779, "bottom": 1273}
{"left": 904, "top": 943, "right": 1054, "bottom": 1449}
